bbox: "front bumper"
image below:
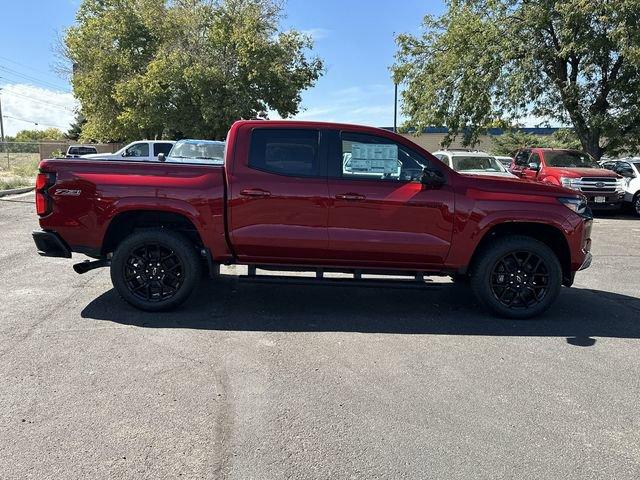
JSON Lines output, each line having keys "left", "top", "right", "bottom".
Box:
{"left": 584, "top": 191, "right": 624, "bottom": 210}
{"left": 579, "top": 251, "right": 592, "bottom": 271}
{"left": 32, "top": 231, "right": 72, "bottom": 258}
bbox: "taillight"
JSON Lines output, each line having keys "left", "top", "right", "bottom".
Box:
{"left": 35, "top": 172, "right": 55, "bottom": 216}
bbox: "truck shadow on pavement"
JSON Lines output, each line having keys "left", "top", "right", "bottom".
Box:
{"left": 81, "top": 277, "right": 640, "bottom": 347}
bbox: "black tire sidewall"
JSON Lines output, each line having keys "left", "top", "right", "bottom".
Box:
{"left": 634, "top": 193, "right": 640, "bottom": 217}
{"left": 471, "top": 236, "right": 562, "bottom": 319}
{"left": 111, "top": 230, "right": 201, "bottom": 311}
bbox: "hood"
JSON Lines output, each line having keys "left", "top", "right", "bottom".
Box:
{"left": 455, "top": 171, "right": 577, "bottom": 198}
{"left": 549, "top": 167, "right": 619, "bottom": 178}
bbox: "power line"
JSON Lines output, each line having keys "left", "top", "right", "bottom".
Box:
{"left": 0, "top": 65, "right": 71, "bottom": 93}
{"left": 2, "top": 114, "right": 69, "bottom": 130}
{"left": 0, "top": 55, "right": 58, "bottom": 79}
{"left": 0, "top": 89, "right": 77, "bottom": 112}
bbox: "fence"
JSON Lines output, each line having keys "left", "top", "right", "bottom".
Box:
{"left": 0, "top": 141, "right": 123, "bottom": 180}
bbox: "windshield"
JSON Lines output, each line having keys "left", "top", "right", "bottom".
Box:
{"left": 168, "top": 141, "right": 225, "bottom": 163}
{"left": 451, "top": 156, "right": 505, "bottom": 172}
{"left": 544, "top": 151, "right": 599, "bottom": 168}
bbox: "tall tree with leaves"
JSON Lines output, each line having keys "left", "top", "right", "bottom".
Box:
{"left": 393, "top": 0, "right": 640, "bottom": 159}
{"left": 64, "top": 0, "right": 324, "bottom": 141}
{"left": 65, "top": 111, "right": 87, "bottom": 141}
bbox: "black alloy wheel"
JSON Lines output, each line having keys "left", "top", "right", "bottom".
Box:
{"left": 489, "top": 251, "right": 549, "bottom": 310}
{"left": 124, "top": 243, "right": 184, "bottom": 302}
{"left": 111, "top": 230, "right": 201, "bottom": 311}
{"left": 470, "top": 235, "right": 562, "bottom": 319}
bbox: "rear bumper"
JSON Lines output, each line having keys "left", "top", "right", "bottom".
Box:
{"left": 32, "top": 231, "right": 72, "bottom": 258}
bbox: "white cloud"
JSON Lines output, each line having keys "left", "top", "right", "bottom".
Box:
{"left": 0, "top": 83, "right": 78, "bottom": 136}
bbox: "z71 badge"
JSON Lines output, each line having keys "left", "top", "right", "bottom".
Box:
{"left": 54, "top": 189, "right": 82, "bottom": 196}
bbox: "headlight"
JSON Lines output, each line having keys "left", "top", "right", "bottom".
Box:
{"left": 560, "top": 177, "right": 579, "bottom": 190}
{"left": 615, "top": 178, "right": 626, "bottom": 192}
{"left": 558, "top": 196, "right": 589, "bottom": 216}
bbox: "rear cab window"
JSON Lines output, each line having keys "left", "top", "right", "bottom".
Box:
{"left": 249, "top": 129, "right": 321, "bottom": 177}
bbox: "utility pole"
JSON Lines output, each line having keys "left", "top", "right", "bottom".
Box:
{"left": 0, "top": 88, "right": 7, "bottom": 168}
{"left": 0, "top": 88, "right": 5, "bottom": 143}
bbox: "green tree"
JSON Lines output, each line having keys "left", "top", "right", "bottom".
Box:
{"left": 14, "top": 128, "right": 65, "bottom": 142}
{"left": 65, "top": 111, "right": 87, "bottom": 141}
{"left": 64, "top": 0, "right": 324, "bottom": 141}
{"left": 491, "top": 128, "right": 581, "bottom": 156}
{"left": 393, "top": 0, "right": 640, "bottom": 160}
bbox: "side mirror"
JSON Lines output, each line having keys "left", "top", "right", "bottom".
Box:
{"left": 421, "top": 167, "right": 446, "bottom": 188}
{"left": 121, "top": 151, "right": 128, "bottom": 157}
{"left": 528, "top": 162, "right": 540, "bottom": 171}
{"left": 157, "top": 153, "right": 166, "bottom": 162}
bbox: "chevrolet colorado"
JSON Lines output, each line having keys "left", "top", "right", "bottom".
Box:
{"left": 32, "top": 121, "right": 593, "bottom": 318}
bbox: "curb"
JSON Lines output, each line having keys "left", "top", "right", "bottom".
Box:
{"left": 0, "top": 186, "right": 35, "bottom": 198}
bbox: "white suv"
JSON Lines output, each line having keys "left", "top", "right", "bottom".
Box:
{"left": 432, "top": 150, "right": 517, "bottom": 178}
{"left": 600, "top": 158, "right": 640, "bottom": 216}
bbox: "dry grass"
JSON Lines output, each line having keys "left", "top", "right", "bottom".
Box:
{"left": 0, "top": 153, "right": 39, "bottom": 190}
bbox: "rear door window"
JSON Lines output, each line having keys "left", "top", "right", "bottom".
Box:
{"left": 153, "top": 143, "right": 173, "bottom": 156}
{"left": 249, "top": 129, "right": 321, "bottom": 177}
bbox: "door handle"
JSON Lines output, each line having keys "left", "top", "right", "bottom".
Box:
{"left": 240, "top": 188, "right": 271, "bottom": 198}
{"left": 335, "top": 193, "right": 366, "bottom": 201}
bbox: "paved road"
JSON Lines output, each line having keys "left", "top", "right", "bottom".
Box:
{"left": 1, "top": 193, "right": 639, "bottom": 479}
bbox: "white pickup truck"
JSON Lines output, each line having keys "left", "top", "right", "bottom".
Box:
{"left": 81, "top": 140, "right": 175, "bottom": 162}
{"left": 601, "top": 158, "right": 640, "bottom": 216}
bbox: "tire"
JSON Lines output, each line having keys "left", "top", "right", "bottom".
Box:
{"left": 110, "top": 229, "right": 201, "bottom": 311}
{"left": 634, "top": 193, "right": 640, "bottom": 217}
{"left": 470, "top": 235, "right": 562, "bottom": 319}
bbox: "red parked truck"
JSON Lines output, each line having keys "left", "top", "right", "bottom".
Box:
{"left": 510, "top": 147, "right": 625, "bottom": 211}
{"left": 33, "top": 121, "right": 593, "bottom": 318}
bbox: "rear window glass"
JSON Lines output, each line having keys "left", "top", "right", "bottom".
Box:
{"left": 249, "top": 129, "right": 320, "bottom": 177}
{"left": 68, "top": 146, "right": 97, "bottom": 155}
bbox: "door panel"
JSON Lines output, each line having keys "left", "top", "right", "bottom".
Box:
{"left": 228, "top": 128, "right": 329, "bottom": 262}
{"left": 328, "top": 180, "right": 455, "bottom": 265}
{"left": 327, "top": 131, "right": 455, "bottom": 267}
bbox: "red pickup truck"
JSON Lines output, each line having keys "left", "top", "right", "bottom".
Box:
{"left": 33, "top": 121, "right": 593, "bottom": 318}
{"left": 510, "top": 147, "right": 625, "bottom": 211}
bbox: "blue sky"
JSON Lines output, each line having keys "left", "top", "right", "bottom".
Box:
{"left": 0, "top": 0, "right": 443, "bottom": 136}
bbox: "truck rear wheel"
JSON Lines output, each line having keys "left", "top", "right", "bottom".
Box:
{"left": 110, "top": 229, "right": 201, "bottom": 311}
{"left": 470, "top": 236, "right": 562, "bottom": 319}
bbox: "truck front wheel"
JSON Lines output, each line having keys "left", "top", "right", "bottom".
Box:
{"left": 110, "top": 230, "right": 201, "bottom": 311}
{"left": 470, "top": 236, "right": 562, "bottom": 319}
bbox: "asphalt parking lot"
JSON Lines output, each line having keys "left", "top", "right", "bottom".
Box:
{"left": 1, "top": 192, "right": 639, "bottom": 479}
